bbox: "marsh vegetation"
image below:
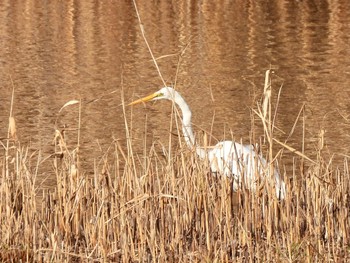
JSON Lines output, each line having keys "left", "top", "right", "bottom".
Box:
{"left": 1, "top": 72, "right": 349, "bottom": 262}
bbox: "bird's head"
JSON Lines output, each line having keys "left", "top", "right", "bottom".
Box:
{"left": 128, "top": 87, "right": 176, "bottom": 106}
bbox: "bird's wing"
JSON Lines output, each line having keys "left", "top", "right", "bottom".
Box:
{"left": 208, "top": 141, "right": 264, "bottom": 190}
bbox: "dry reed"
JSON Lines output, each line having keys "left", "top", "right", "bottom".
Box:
{"left": 0, "top": 73, "right": 349, "bottom": 262}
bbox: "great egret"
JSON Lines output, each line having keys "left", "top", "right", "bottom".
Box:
{"left": 129, "top": 87, "right": 286, "bottom": 199}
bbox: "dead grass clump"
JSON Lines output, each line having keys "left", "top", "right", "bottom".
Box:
{"left": 0, "top": 76, "right": 349, "bottom": 262}
{"left": 1, "top": 132, "right": 349, "bottom": 262}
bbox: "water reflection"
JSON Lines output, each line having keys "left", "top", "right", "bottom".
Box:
{"left": 0, "top": 0, "right": 350, "bottom": 184}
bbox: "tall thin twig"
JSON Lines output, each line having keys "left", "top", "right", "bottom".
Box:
{"left": 132, "top": 0, "right": 166, "bottom": 87}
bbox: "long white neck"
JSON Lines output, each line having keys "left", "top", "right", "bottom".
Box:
{"left": 171, "top": 91, "right": 206, "bottom": 159}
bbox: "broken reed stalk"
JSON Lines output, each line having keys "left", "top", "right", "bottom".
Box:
{"left": 132, "top": 0, "right": 166, "bottom": 87}
{"left": 0, "top": 81, "right": 350, "bottom": 262}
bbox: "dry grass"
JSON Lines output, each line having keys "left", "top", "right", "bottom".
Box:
{"left": 1, "top": 74, "right": 349, "bottom": 262}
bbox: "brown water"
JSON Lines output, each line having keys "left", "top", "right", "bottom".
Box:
{"left": 1, "top": 0, "right": 350, "bottom": 182}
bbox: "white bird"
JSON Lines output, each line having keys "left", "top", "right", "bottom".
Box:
{"left": 129, "top": 87, "right": 286, "bottom": 199}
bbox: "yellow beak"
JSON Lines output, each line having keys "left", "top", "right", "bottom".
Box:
{"left": 128, "top": 92, "right": 158, "bottom": 106}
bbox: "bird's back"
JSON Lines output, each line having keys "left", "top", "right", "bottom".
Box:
{"left": 208, "top": 140, "right": 285, "bottom": 199}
